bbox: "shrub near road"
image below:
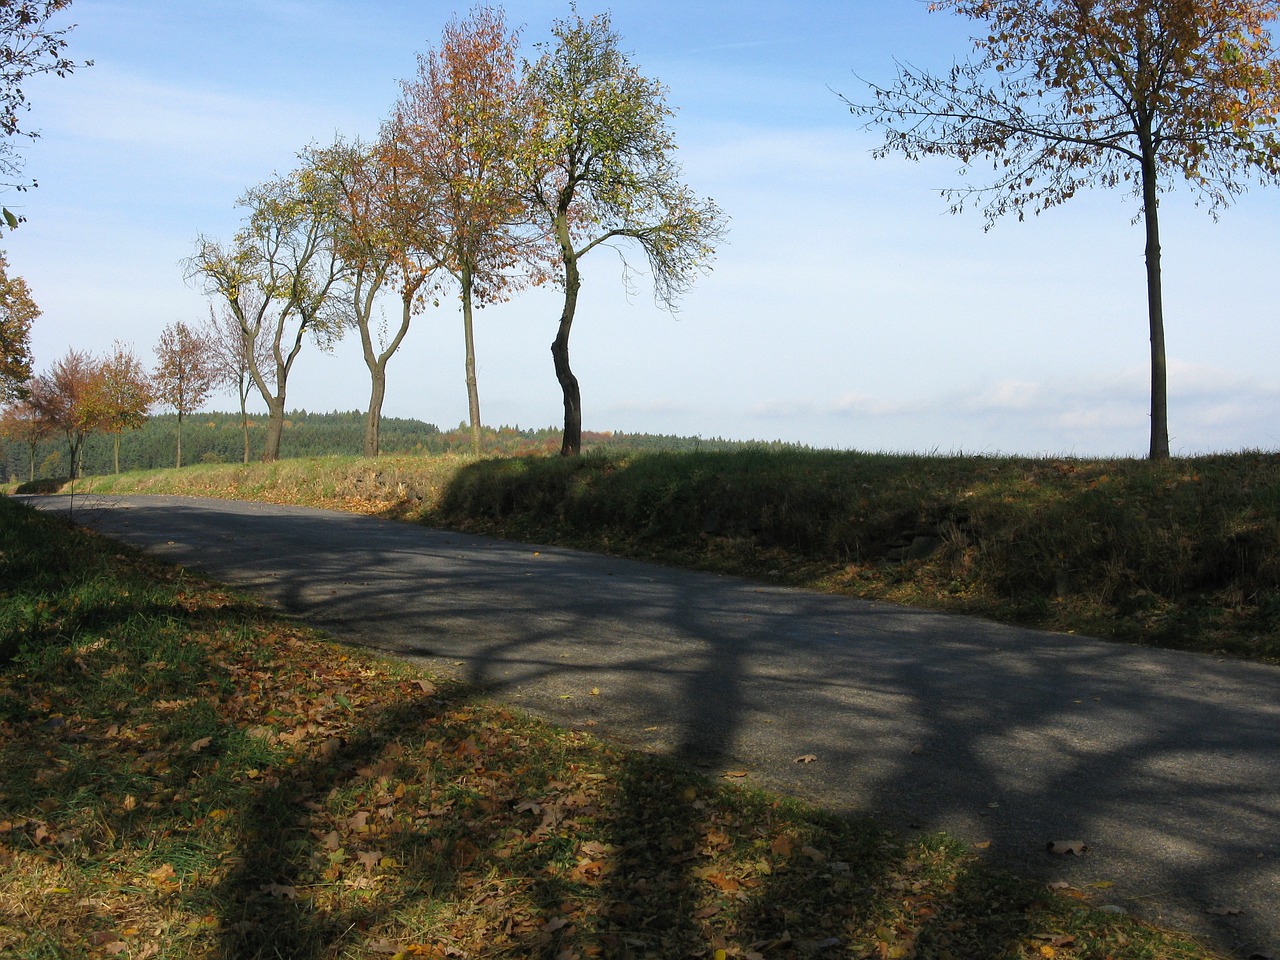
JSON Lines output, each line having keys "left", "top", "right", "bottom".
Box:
{"left": 15, "top": 448, "right": 1280, "bottom": 664}
{"left": 0, "top": 496, "right": 1219, "bottom": 958}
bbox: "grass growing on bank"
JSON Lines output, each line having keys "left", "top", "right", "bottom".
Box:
{"left": 22, "top": 447, "right": 1280, "bottom": 664}
{"left": 0, "top": 495, "right": 1219, "bottom": 959}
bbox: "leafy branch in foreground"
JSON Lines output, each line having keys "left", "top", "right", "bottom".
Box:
{"left": 845, "top": 0, "right": 1280, "bottom": 460}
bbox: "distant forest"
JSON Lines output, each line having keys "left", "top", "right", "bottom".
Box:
{"left": 2, "top": 410, "right": 780, "bottom": 481}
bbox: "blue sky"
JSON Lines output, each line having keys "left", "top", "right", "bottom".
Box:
{"left": 7, "top": 0, "right": 1279, "bottom": 455}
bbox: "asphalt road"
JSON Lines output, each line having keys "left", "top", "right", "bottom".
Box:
{"left": 24, "top": 493, "right": 1280, "bottom": 957}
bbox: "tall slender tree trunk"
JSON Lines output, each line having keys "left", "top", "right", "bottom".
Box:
{"left": 176, "top": 410, "right": 184, "bottom": 469}
{"left": 461, "top": 264, "right": 482, "bottom": 458}
{"left": 1140, "top": 134, "right": 1170, "bottom": 461}
{"left": 238, "top": 377, "right": 251, "bottom": 465}
{"left": 552, "top": 235, "right": 584, "bottom": 457}
{"left": 365, "top": 370, "right": 386, "bottom": 458}
{"left": 113, "top": 433, "right": 121, "bottom": 474}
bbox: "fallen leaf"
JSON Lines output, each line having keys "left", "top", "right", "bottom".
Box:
{"left": 770, "top": 834, "right": 797, "bottom": 858}
{"left": 261, "top": 884, "right": 298, "bottom": 899}
{"left": 1046, "top": 840, "right": 1087, "bottom": 855}
{"left": 722, "top": 770, "right": 749, "bottom": 779}
{"left": 543, "top": 917, "right": 570, "bottom": 933}
{"left": 1207, "top": 905, "right": 1244, "bottom": 916}
{"left": 973, "top": 840, "right": 991, "bottom": 850}
{"left": 794, "top": 754, "right": 818, "bottom": 764}
{"left": 188, "top": 736, "right": 213, "bottom": 753}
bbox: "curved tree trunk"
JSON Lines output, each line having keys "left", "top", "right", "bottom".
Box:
{"left": 360, "top": 287, "right": 412, "bottom": 460}
{"left": 1140, "top": 135, "right": 1170, "bottom": 461}
{"left": 553, "top": 260, "right": 583, "bottom": 457}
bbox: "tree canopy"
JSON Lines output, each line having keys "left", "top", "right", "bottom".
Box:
{"left": 523, "top": 10, "right": 726, "bottom": 456}
{"left": 384, "top": 5, "right": 536, "bottom": 457}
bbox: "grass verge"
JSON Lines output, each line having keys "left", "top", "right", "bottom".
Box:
{"left": 0, "top": 492, "right": 1222, "bottom": 958}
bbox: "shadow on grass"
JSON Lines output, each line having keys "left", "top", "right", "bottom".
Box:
{"left": 10, "top": 490, "right": 1252, "bottom": 957}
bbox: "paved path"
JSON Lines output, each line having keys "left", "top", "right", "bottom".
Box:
{"left": 25, "top": 494, "right": 1280, "bottom": 957}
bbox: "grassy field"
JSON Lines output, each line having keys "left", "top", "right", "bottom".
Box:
{"left": 0, "top": 494, "right": 1222, "bottom": 959}
{"left": 19, "top": 447, "right": 1280, "bottom": 664}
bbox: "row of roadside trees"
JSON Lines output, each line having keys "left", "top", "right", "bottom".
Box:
{"left": 187, "top": 6, "right": 727, "bottom": 462}
{"left": 0, "top": 313, "right": 266, "bottom": 480}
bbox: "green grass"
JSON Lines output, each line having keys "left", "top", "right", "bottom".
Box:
{"left": 0, "top": 488, "right": 1223, "bottom": 959}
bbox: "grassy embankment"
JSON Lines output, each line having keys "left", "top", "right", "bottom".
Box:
{"left": 0, "top": 493, "right": 1220, "bottom": 958}
{"left": 21, "top": 447, "right": 1280, "bottom": 663}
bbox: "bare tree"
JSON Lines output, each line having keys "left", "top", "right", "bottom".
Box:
{"left": 205, "top": 299, "right": 271, "bottom": 464}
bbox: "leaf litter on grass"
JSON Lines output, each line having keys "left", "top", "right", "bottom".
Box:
{"left": 0, "top": 500, "right": 1225, "bottom": 959}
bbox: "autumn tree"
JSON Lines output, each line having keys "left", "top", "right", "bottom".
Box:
{"left": 30, "top": 348, "right": 99, "bottom": 477}
{"left": 204, "top": 299, "right": 272, "bottom": 464}
{"left": 305, "top": 138, "right": 441, "bottom": 458}
{"left": 153, "top": 321, "right": 216, "bottom": 469}
{"left": 0, "top": 249, "right": 37, "bottom": 399}
{"left": 0, "top": 394, "right": 49, "bottom": 480}
{"left": 386, "top": 6, "right": 536, "bottom": 457}
{"left": 847, "top": 0, "right": 1280, "bottom": 460}
{"left": 523, "top": 11, "right": 727, "bottom": 456}
{"left": 188, "top": 167, "right": 346, "bottom": 461}
{"left": 82, "top": 340, "right": 151, "bottom": 473}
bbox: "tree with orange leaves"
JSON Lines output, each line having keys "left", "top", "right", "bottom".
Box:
{"left": 848, "top": 0, "right": 1280, "bottom": 459}
{"left": 82, "top": 339, "right": 151, "bottom": 474}
{"left": 29, "top": 348, "right": 99, "bottom": 478}
{"left": 384, "top": 6, "right": 537, "bottom": 458}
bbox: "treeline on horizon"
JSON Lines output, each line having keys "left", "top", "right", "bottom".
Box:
{"left": 1, "top": 410, "right": 784, "bottom": 482}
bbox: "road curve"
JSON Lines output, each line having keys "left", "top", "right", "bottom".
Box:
{"left": 23, "top": 493, "right": 1280, "bottom": 957}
